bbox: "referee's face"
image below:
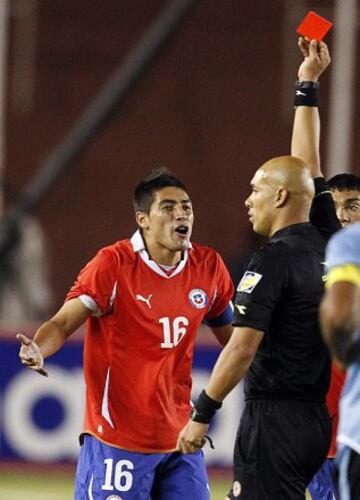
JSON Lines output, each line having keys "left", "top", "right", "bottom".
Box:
{"left": 245, "top": 169, "right": 277, "bottom": 236}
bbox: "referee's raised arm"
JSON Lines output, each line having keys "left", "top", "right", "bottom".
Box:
{"left": 291, "top": 38, "right": 331, "bottom": 178}
{"left": 291, "top": 38, "right": 340, "bottom": 238}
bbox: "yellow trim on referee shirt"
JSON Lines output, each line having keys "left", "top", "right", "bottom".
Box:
{"left": 326, "top": 264, "right": 360, "bottom": 288}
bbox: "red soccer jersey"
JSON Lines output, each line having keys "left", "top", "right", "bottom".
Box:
{"left": 326, "top": 362, "right": 346, "bottom": 457}
{"left": 66, "top": 231, "right": 234, "bottom": 452}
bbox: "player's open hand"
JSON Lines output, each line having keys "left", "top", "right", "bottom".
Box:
{"left": 17, "top": 333, "right": 48, "bottom": 376}
{"left": 297, "top": 37, "right": 331, "bottom": 82}
{"left": 176, "top": 420, "right": 208, "bottom": 454}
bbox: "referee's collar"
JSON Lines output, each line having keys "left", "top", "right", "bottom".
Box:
{"left": 270, "top": 222, "right": 311, "bottom": 241}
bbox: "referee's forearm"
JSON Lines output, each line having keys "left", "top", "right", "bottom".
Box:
{"left": 291, "top": 106, "right": 322, "bottom": 178}
{"left": 205, "top": 326, "right": 262, "bottom": 402}
{"left": 206, "top": 350, "right": 252, "bottom": 402}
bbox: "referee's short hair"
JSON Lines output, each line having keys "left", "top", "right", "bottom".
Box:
{"left": 327, "top": 173, "right": 360, "bottom": 192}
{"left": 133, "top": 167, "right": 188, "bottom": 213}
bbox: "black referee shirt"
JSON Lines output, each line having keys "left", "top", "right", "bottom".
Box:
{"left": 233, "top": 178, "right": 340, "bottom": 402}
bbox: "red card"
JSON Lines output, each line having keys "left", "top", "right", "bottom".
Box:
{"left": 296, "top": 11, "right": 333, "bottom": 41}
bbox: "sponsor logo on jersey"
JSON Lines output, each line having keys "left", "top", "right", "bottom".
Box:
{"left": 136, "top": 293, "right": 152, "bottom": 308}
{"left": 189, "top": 289, "right": 208, "bottom": 309}
{"left": 232, "top": 480, "right": 242, "bottom": 497}
{"left": 237, "top": 271, "right": 263, "bottom": 293}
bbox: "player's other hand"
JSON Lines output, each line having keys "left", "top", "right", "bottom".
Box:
{"left": 297, "top": 37, "right": 331, "bottom": 82}
{"left": 176, "top": 420, "right": 208, "bottom": 454}
{"left": 17, "top": 333, "right": 48, "bottom": 376}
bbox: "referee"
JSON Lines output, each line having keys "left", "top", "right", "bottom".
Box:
{"left": 177, "top": 41, "right": 340, "bottom": 500}
{"left": 179, "top": 157, "right": 333, "bottom": 500}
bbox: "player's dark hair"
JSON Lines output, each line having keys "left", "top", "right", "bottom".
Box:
{"left": 327, "top": 173, "right": 360, "bottom": 192}
{"left": 133, "top": 167, "right": 188, "bottom": 213}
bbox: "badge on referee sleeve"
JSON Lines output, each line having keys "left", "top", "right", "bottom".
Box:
{"left": 237, "top": 271, "right": 263, "bottom": 294}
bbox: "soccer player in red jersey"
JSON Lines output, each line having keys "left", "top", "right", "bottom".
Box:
{"left": 310, "top": 174, "right": 360, "bottom": 499}
{"left": 17, "top": 168, "right": 234, "bottom": 499}
{"left": 325, "top": 173, "right": 360, "bottom": 461}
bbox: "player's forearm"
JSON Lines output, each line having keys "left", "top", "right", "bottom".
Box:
{"left": 320, "top": 285, "right": 360, "bottom": 364}
{"left": 33, "top": 320, "right": 68, "bottom": 359}
{"left": 32, "top": 298, "right": 91, "bottom": 359}
{"left": 321, "top": 317, "right": 354, "bottom": 365}
{"left": 291, "top": 106, "right": 322, "bottom": 178}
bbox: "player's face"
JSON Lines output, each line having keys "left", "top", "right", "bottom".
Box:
{"left": 245, "top": 169, "right": 276, "bottom": 236}
{"left": 331, "top": 189, "right": 360, "bottom": 227}
{"left": 138, "top": 186, "right": 194, "bottom": 263}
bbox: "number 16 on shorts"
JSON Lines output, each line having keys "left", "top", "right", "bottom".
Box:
{"left": 102, "top": 459, "right": 134, "bottom": 493}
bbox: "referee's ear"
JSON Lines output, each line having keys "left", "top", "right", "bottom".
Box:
{"left": 275, "top": 187, "right": 289, "bottom": 207}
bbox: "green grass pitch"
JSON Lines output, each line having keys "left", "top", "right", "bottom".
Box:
{"left": 0, "top": 469, "right": 312, "bottom": 499}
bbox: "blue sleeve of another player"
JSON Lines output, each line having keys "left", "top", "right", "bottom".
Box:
{"left": 326, "top": 223, "right": 360, "bottom": 269}
{"left": 204, "top": 302, "right": 233, "bottom": 327}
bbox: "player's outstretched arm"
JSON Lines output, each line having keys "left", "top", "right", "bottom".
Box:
{"left": 291, "top": 38, "right": 331, "bottom": 178}
{"left": 17, "top": 298, "right": 91, "bottom": 376}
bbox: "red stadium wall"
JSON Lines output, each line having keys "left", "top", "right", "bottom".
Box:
{"left": 5, "top": 0, "right": 358, "bottom": 310}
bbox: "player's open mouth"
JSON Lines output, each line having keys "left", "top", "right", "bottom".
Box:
{"left": 174, "top": 225, "right": 189, "bottom": 238}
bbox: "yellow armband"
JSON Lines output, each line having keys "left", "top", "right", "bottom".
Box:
{"left": 326, "top": 264, "right": 360, "bottom": 288}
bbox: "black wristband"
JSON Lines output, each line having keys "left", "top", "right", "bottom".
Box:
{"left": 190, "top": 390, "right": 222, "bottom": 424}
{"left": 294, "top": 81, "right": 319, "bottom": 108}
{"left": 313, "top": 177, "right": 331, "bottom": 197}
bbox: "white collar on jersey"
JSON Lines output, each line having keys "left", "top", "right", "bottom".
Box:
{"left": 130, "top": 230, "right": 192, "bottom": 279}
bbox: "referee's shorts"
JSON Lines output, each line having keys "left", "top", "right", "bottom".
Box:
{"left": 227, "top": 399, "right": 331, "bottom": 500}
